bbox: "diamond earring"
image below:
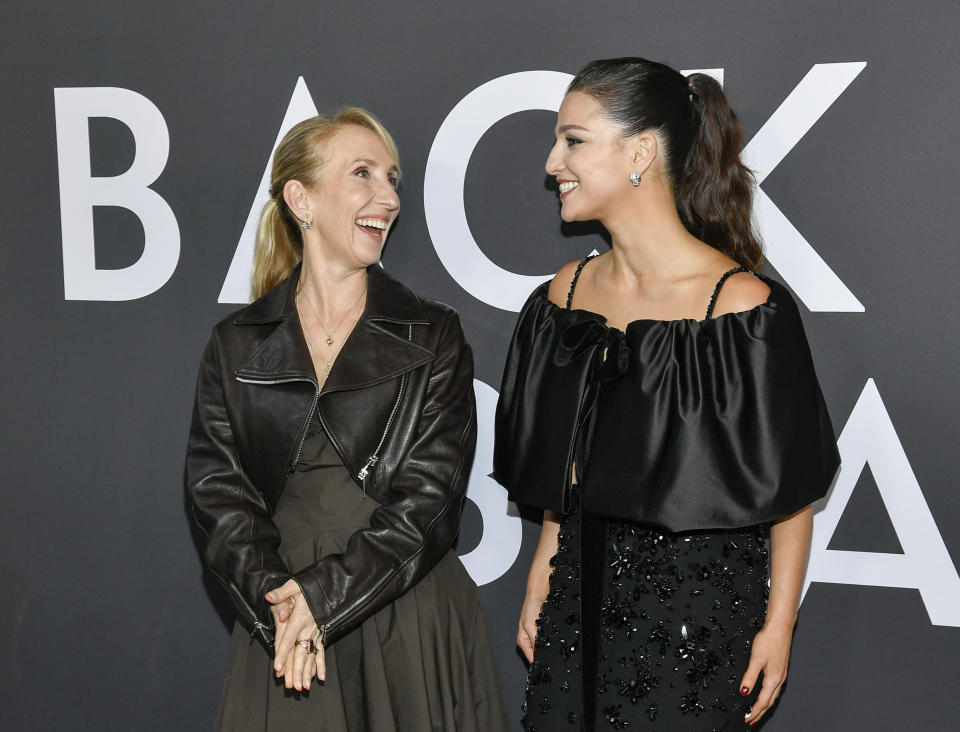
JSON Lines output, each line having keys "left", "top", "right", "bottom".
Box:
{"left": 629, "top": 170, "right": 641, "bottom": 187}
{"left": 300, "top": 213, "right": 312, "bottom": 230}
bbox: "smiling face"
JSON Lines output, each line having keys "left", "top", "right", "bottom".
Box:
{"left": 300, "top": 125, "right": 400, "bottom": 270}
{"left": 545, "top": 91, "right": 638, "bottom": 223}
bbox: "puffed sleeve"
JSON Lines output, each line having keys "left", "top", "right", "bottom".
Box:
{"left": 493, "top": 283, "right": 608, "bottom": 514}
{"left": 584, "top": 278, "right": 841, "bottom": 530}
{"left": 185, "top": 326, "right": 292, "bottom": 649}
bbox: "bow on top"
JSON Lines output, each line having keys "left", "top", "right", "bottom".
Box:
{"left": 555, "top": 319, "right": 630, "bottom": 382}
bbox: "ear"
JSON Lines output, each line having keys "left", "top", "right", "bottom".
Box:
{"left": 282, "top": 179, "right": 311, "bottom": 220}
{"left": 629, "top": 132, "right": 658, "bottom": 176}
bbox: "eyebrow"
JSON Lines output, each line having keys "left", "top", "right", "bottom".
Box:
{"left": 350, "top": 157, "right": 400, "bottom": 174}
{"left": 556, "top": 124, "right": 590, "bottom": 134}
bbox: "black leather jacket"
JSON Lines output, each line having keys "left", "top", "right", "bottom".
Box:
{"left": 185, "top": 265, "right": 476, "bottom": 650}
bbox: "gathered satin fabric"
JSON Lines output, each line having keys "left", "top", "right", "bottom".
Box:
{"left": 493, "top": 275, "right": 841, "bottom": 531}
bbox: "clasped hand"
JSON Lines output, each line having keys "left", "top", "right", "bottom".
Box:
{"left": 266, "top": 579, "right": 326, "bottom": 691}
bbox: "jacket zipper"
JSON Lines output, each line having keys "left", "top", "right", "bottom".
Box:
{"left": 355, "top": 324, "right": 413, "bottom": 497}
{"left": 235, "top": 375, "right": 319, "bottom": 473}
{"left": 239, "top": 325, "right": 418, "bottom": 643}
{"left": 318, "top": 398, "right": 470, "bottom": 645}
{"left": 317, "top": 570, "right": 392, "bottom": 645}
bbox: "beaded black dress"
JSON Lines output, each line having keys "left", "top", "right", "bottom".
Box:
{"left": 494, "top": 257, "right": 840, "bottom": 731}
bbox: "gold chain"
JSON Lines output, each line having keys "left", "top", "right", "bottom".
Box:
{"left": 298, "top": 281, "right": 367, "bottom": 347}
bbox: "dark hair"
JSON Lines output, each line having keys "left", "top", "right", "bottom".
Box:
{"left": 568, "top": 57, "right": 762, "bottom": 271}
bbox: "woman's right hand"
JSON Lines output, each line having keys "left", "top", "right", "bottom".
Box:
{"left": 266, "top": 579, "right": 325, "bottom": 691}
{"left": 518, "top": 509, "right": 561, "bottom": 663}
{"left": 517, "top": 592, "right": 546, "bottom": 662}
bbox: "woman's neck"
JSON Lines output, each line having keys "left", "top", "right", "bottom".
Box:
{"left": 297, "top": 256, "right": 369, "bottom": 321}
{"left": 601, "top": 185, "right": 710, "bottom": 285}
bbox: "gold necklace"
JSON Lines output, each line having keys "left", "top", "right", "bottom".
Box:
{"left": 298, "top": 282, "right": 367, "bottom": 347}
{"left": 302, "top": 331, "right": 334, "bottom": 374}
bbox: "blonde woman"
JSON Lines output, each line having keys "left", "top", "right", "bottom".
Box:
{"left": 187, "top": 108, "right": 508, "bottom": 731}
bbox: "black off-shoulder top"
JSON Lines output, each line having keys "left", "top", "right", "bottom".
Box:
{"left": 492, "top": 271, "right": 841, "bottom": 531}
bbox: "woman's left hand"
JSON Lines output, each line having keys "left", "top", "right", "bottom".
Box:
{"left": 739, "top": 623, "right": 793, "bottom": 726}
{"left": 266, "top": 579, "right": 326, "bottom": 691}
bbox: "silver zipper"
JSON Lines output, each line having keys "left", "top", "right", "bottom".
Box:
{"left": 321, "top": 382, "right": 470, "bottom": 647}
{"left": 236, "top": 375, "right": 319, "bottom": 472}
{"left": 355, "top": 324, "right": 413, "bottom": 497}
{"left": 240, "top": 324, "right": 419, "bottom": 643}
{"left": 319, "top": 570, "right": 392, "bottom": 644}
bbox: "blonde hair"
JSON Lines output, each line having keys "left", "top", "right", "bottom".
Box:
{"left": 250, "top": 108, "right": 401, "bottom": 299}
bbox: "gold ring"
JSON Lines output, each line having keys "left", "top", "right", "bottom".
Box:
{"left": 295, "top": 638, "right": 316, "bottom": 654}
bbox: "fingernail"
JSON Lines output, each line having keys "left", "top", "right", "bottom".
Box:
{"left": 305, "top": 683, "right": 310, "bottom": 690}
{"left": 265, "top": 592, "right": 274, "bottom": 601}
{"left": 740, "top": 685, "right": 750, "bottom": 696}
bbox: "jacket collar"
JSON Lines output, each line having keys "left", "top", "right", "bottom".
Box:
{"left": 233, "top": 264, "right": 435, "bottom": 391}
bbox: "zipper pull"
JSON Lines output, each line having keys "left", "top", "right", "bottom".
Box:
{"left": 357, "top": 455, "right": 379, "bottom": 498}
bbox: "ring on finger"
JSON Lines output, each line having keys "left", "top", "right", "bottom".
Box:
{"left": 295, "top": 638, "right": 316, "bottom": 654}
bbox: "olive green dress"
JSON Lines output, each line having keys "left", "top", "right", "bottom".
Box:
{"left": 215, "top": 415, "right": 509, "bottom": 731}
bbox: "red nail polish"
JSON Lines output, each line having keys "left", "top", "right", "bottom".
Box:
{"left": 740, "top": 686, "right": 750, "bottom": 696}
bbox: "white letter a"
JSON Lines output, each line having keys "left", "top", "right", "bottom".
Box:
{"left": 219, "top": 77, "right": 318, "bottom": 304}
{"left": 804, "top": 379, "right": 960, "bottom": 626}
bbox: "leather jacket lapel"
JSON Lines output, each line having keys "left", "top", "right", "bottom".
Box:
{"left": 322, "top": 318, "right": 434, "bottom": 393}
{"left": 233, "top": 264, "right": 437, "bottom": 389}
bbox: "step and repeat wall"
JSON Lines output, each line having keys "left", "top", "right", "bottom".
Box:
{"left": 2, "top": 1, "right": 958, "bottom": 729}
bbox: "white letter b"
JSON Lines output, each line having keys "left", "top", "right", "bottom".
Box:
{"left": 54, "top": 87, "right": 179, "bottom": 300}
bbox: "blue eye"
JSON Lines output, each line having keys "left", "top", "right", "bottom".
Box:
{"left": 355, "top": 167, "right": 369, "bottom": 178}
{"left": 389, "top": 177, "right": 400, "bottom": 191}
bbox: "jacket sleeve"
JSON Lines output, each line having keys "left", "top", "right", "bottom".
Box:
{"left": 185, "top": 327, "right": 293, "bottom": 649}
{"left": 294, "top": 310, "right": 477, "bottom": 646}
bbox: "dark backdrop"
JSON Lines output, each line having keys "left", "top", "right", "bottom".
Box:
{"left": 2, "top": 1, "right": 958, "bottom": 729}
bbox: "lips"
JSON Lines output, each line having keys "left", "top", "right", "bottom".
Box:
{"left": 558, "top": 180, "right": 579, "bottom": 199}
{"left": 355, "top": 216, "right": 389, "bottom": 239}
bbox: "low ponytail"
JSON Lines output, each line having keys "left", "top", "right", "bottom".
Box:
{"left": 251, "top": 198, "right": 302, "bottom": 300}
{"left": 679, "top": 74, "right": 762, "bottom": 271}
{"left": 249, "top": 107, "right": 402, "bottom": 301}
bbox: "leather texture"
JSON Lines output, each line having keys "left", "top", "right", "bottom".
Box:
{"left": 493, "top": 275, "right": 840, "bottom": 531}
{"left": 186, "top": 264, "right": 476, "bottom": 650}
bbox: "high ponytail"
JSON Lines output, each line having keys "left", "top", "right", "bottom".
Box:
{"left": 680, "top": 74, "right": 761, "bottom": 271}
{"left": 568, "top": 58, "right": 762, "bottom": 271}
{"left": 250, "top": 107, "right": 402, "bottom": 300}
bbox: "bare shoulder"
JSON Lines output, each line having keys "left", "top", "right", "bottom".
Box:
{"left": 711, "top": 271, "right": 771, "bottom": 317}
{"left": 547, "top": 259, "right": 587, "bottom": 308}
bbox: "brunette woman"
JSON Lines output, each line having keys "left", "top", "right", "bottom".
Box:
{"left": 495, "top": 58, "right": 840, "bottom": 730}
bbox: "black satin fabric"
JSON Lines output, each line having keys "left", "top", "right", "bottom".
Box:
{"left": 493, "top": 275, "right": 841, "bottom": 531}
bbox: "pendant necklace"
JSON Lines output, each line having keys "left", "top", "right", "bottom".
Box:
{"left": 298, "top": 282, "right": 367, "bottom": 346}
{"left": 297, "top": 282, "right": 367, "bottom": 374}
